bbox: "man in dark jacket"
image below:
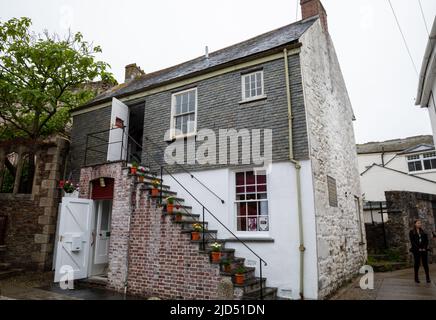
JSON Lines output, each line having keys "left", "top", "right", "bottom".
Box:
{"left": 409, "top": 219, "right": 431, "bottom": 283}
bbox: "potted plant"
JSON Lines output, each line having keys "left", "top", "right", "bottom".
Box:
{"left": 138, "top": 168, "right": 146, "bottom": 183}
{"left": 59, "top": 180, "right": 79, "bottom": 198}
{"left": 175, "top": 212, "right": 183, "bottom": 222}
{"left": 234, "top": 266, "right": 246, "bottom": 285}
{"left": 210, "top": 242, "right": 222, "bottom": 263}
{"left": 130, "top": 162, "right": 139, "bottom": 175}
{"left": 151, "top": 179, "right": 160, "bottom": 197}
{"left": 222, "top": 259, "right": 232, "bottom": 273}
{"left": 166, "top": 196, "right": 175, "bottom": 214}
{"left": 191, "top": 223, "right": 203, "bottom": 241}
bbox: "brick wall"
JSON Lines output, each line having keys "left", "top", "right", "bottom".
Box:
{"left": 126, "top": 190, "right": 223, "bottom": 299}
{"left": 79, "top": 161, "right": 134, "bottom": 291}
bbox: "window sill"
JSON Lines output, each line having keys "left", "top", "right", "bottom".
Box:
{"left": 409, "top": 169, "right": 436, "bottom": 175}
{"left": 164, "top": 132, "right": 197, "bottom": 142}
{"left": 239, "top": 95, "right": 267, "bottom": 105}
{"left": 225, "top": 237, "right": 274, "bottom": 243}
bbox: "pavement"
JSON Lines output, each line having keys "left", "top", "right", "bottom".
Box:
{"left": 331, "top": 264, "right": 436, "bottom": 300}
{"left": 0, "top": 271, "right": 143, "bottom": 300}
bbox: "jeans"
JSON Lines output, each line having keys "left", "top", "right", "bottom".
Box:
{"left": 413, "top": 251, "right": 430, "bottom": 281}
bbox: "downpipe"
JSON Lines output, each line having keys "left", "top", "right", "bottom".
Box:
{"left": 284, "top": 48, "right": 306, "bottom": 300}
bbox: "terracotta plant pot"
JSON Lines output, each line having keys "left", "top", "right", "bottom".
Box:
{"left": 211, "top": 251, "right": 222, "bottom": 263}
{"left": 223, "top": 264, "right": 231, "bottom": 273}
{"left": 138, "top": 175, "right": 144, "bottom": 183}
{"left": 167, "top": 203, "right": 174, "bottom": 214}
{"left": 191, "top": 231, "right": 200, "bottom": 241}
{"left": 235, "top": 274, "right": 245, "bottom": 285}
{"left": 175, "top": 214, "right": 182, "bottom": 222}
{"left": 151, "top": 188, "right": 159, "bottom": 197}
{"left": 130, "top": 167, "right": 137, "bottom": 175}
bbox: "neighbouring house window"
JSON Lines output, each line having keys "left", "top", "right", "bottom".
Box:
{"left": 327, "top": 176, "right": 338, "bottom": 207}
{"left": 235, "top": 171, "right": 269, "bottom": 232}
{"left": 423, "top": 152, "right": 436, "bottom": 170}
{"left": 171, "top": 88, "right": 197, "bottom": 138}
{"left": 406, "top": 152, "right": 436, "bottom": 172}
{"left": 241, "top": 70, "right": 264, "bottom": 101}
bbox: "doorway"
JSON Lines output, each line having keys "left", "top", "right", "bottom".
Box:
{"left": 89, "top": 200, "right": 112, "bottom": 277}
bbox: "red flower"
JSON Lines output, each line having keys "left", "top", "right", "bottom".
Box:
{"left": 59, "top": 180, "right": 65, "bottom": 188}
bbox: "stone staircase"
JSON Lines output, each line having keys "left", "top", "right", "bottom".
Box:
{"left": 133, "top": 170, "right": 277, "bottom": 300}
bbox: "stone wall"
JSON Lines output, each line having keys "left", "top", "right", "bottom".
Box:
{"left": 0, "top": 136, "right": 69, "bottom": 270}
{"left": 127, "top": 189, "right": 224, "bottom": 299}
{"left": 385, "top": 191, "right": 436, "bottom": 264}
{"left": 299, "top": 20, "right": 367, "bottom": 298}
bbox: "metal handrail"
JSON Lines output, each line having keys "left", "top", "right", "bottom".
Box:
{"left": 83, "top": 127, "right": 268, "bottom": 299}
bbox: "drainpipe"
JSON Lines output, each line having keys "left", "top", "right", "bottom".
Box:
{"left": 284, "top": 48, "right": 306, "bottom": 300}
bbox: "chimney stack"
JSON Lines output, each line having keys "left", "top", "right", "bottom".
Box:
{"left": 300, "top": 0, "right": 328, "bottom": 33}
{"left": 125, "top": 63, "right": 145, "bottom": 83}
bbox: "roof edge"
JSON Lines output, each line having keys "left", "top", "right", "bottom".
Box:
{"left": 73, "top": 41, "right": 303, "bottom": 113}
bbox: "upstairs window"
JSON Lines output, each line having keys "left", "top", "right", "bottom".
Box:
{"left": 406, "top": 152, "right": 436, "bottom": 172}
{"left": 241, "top": 70, "right": 264, "bottom": 101}
{"left": 171, "top": 88, "right": 197, "bottom": 138}
{"left": 423, "top": 152, "right": 436, "bottom": 170}
{"left": 235, "top": 171, "right": 269, "bottom": 232}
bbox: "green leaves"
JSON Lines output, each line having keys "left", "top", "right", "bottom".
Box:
{"left": 0, "top": 17, "right": 117, "bottom": 140}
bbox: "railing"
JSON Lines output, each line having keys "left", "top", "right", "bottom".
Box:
{"left": 83, "top": 127, "right": 268, "bottom": 299}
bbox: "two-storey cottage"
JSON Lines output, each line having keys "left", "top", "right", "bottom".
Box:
{"left": 56, "top": 0, "right": 366, "bottom": 300}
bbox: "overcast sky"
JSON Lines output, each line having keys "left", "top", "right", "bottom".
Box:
{"left": 1, "top": 0, "right": 435, "bottom": 144}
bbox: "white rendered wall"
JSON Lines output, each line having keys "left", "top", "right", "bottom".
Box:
{"left": 163, "top": 160, "right": 319, "bottom": 300}
{"left": 360, "top": 165, "right": 436, "bottom": 202}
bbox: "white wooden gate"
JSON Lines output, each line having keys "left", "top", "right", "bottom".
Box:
{"left": 54, "top": 198, "right": 93, "bottom": 282}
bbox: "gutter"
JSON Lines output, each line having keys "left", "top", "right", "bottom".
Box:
{"left": 283, "top": 48, "right": 306, "bottom": 300}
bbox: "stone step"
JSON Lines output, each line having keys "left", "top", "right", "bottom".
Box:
{"left": 219, "top": 257, "right": 245, "bottom": 273}
{"left": 234, "top": 277, "right": 267, "bottom": 295}
{"left": 175, "top": 220, "right": 209, "bottom": 231}
{"left": 227, "top": 266, "right": 256, "bottom": 282}
{"left": 142, "top": 185, "right": 173, "bottom": 193}
{"left": 0, "top": 269, "right": 23, "bottom": 280}
{"left": 242, "top": 287, "right": 278, "bottom": 300}
{"left": 0, "top": 245, "right": 6, "bottom": 252}
{"left": 0, "top": 263, "right": 11, "bottom": 271}
{"left": 79, "top": 276, "right": 108, "bottom": 288}
{"left": 150, "top": 196, "right": 185, "bottom": 204}
{"left": 166, "top": 212, "right": 200, "bottom": 220}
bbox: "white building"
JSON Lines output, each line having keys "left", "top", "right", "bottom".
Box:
{"left": 417, "top": 17, "right": 436, "bottom": 140}
{"left": 357, "top": 135, "right": 436, "bottom": 222}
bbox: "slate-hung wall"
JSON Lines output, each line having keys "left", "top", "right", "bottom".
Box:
{"left": 142, "top": 54, "right": 309, "bottom": 173}
{"left": 70, "top": 106, "right": 112, "bottom": 181}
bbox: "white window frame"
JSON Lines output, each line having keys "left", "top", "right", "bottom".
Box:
{"left": 170, "top": 87, "right": 198, "bottom": 139}
{"left": 406, "top": 152, "right": 436, "bottom": 172}
{"left": 241, "top": 70, "right": 265, "bottom": 102}
{"left": 234, "top": 170, "right": 269, "bottom": 233}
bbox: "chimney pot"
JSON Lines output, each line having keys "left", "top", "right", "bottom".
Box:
{"left": 125, "top": 63, "right": 145, "bottom": 83}
{"left": 300, "top": 0, "right": 328, "bottom": 33}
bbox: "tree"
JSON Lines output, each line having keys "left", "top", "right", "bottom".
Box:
{"left": 0, "top": 17, "right": 116, "bottom": 140}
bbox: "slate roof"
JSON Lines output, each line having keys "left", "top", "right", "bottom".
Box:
{"left": 357, "top": 135, "right": 434, "bottom": 154}
{"left": 79, "top": 17, "right": 318, "bottom": 110}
